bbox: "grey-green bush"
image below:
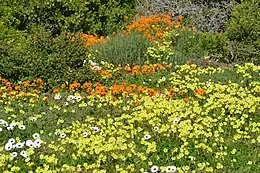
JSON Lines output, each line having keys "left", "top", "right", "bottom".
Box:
{"left": 87, "top": 32, "right": 153, "bottom": 66}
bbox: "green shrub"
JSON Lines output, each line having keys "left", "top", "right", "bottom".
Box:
{"left": 0, "top": 0, "right": 136, "bottom": 36}
{"left": 169, "top": 29, "right": 228, "bottom": 64}
{"left": 0, "top": 28, "right": 98, "bottom": 89}
{"left": 225, "top": 0, "right": 260, "bottom": 64}
{"left": 87, "top": 32, "right": 153, "bottom": 66}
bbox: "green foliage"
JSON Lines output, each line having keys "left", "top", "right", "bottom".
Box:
{"left": 88, "top": 32, "right": 153, "bottom": 66}
{"left": 0, "top": 0, "right": 136, "bottom": 36}
{"left": 0, "top": 28, "right": 98, "bottom": 89}
{"left": 225, "top": 0, "right": 260, "bottom": 64}
{"left": 168, "top": 29, "right": 228, "bottom": 64}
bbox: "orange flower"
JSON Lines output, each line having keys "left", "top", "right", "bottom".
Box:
{"left": 14, "top": 86, "right": 20, "bottom": 91}
{"left": 23, "top": 81, "right": 30, "bottom": 87}
{"left": 184, "top": 98, "right": 189, "bottom": 103}
{"left": 61, "top": 83, "right": 66, "bottom": 89}
{"left": 43, "top": 96, "right": 49, "bottom": 102}
{"left": 125, "top": 86, "right": 133, "bottom": 93}
{"left": 195, "top": 88, "right": 207, "bottom": 96}
{"left": 177, "top": 15, "right": 183, "bottom": 21}
{"left": 187, "top": 60, "right": 192, "bottom": 65}
{"left": 5, "top": 82, "right": 11, "bottom": 87}
{"left": 53, "top": 88, "right": 60, "bottom": 94}
{"left": 124, "top": 66, "right": 131, "bottom": 71}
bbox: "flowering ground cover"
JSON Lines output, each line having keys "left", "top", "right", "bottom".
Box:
{"left": 1, "top": 1, "right": 260, "bottom": 172}
{"left": 0, "top": 62, "right": 259, "bottom": 173}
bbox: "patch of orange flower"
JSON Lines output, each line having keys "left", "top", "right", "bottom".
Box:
{"left": 126, "top": 13, "right": 183, "bottom": 41}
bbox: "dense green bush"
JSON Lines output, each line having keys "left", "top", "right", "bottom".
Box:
{"left": 87, "top": 32, "right": 153, "bottom": 66}
{"left": 0, "top": 28, "right": 98, "bottom": 88}
{"left": 225, "top": 0, "right": 260, "bottom": 64}
{"left": 0, "top": 0, "right": 136, "bottom": 36}
{"left": 169, "top": 29, "right": 228, "bottom": 63}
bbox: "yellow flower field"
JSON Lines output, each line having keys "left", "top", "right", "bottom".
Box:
{"left": 0, "top": 62, "right": 259, "bottom": 173}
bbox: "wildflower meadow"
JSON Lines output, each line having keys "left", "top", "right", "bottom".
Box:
{"left": 0, "top": 0, "right": 259, "bottom": 173}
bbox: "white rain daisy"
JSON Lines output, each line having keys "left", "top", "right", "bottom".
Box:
{"left": 0, "top": 127, "right": 2, "bottom": 132}
{"left": 34, "top": 139, "right": 42, "bottom": 146}
{"left": 60, "top": 133, "right": 66, "bottom": 138}
{"left": 15, "top": 142, "right": 25, "bottom": 149}
{"left": 83, "top": 132, "right": 88, "bottom": 138}
{"left": 166, "top": 166, "right": 177, "bottom": 172}
{"left": 54, "top": 94, "right": 61, "bottom": 100}
{"left": 7, "top": 126, "right": 13, "bottom": 131}
{"left": 32, "top": 133, "right": 40, "bottom": 139}
{"left": 9, "top": 122, "right": 17, "bottom": 128}
{"left": 173, "top": 118, "right": 181, "bottom": 123}
{"left": 83, "top": 103, "right": 88, "bottom": 107}
{"left": 3, "top": 122, "right": 8, "bottom": 127}
{"left": 26, "top": 140, "right": 35, "bottom": 148}
{"left": 8, "top": 138, "right": 15, "bottom": 144}
{"left": 64, "top": 102, "right": 69, "bottom": 106}
{"left": 5, "top": 143, "right": 13, "bottom": 151}
{"left": 34, "top": 143, "right": 41, "bottom": 148}
{"left": 91, "top": 126, "right": 100, "bottom": 132}
{"left": 153, "top": 126, "right": 159, "bottom": 131}
{"left": 11, "top": 152, "right": 18, "bottom": 158}
{"left": 144, "top": 134, "right": 151, "bottom": 140}
{"left": 54, "top": 131, "right": 60, "bottom": 135}
{"left": 18, "top": 125, "right": 26, "bottom": 130}
{"left": 20, "top": 150, "right": 28, "bottom": 158}
{"left": 0, "top": 119, "right": 5, "bottom": 124}
{"left": 174, "top": 88, "right": 179, "bottom": 92}
{"left": 151, "top": 165, "right": 159, "bottom": 173}
{"left": 75, "top": 96, "right": 82, "bottom": 102}
{"left": 67, "top": 95, "right": 74, "bottom": 101}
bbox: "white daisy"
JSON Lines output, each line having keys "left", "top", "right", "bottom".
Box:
{"left": 54, "top": 94, "right": 61, "bottom": 100}
{"left": 34, "top": 139, "right": 42, "bottom": 146}
{"left": 18, "top": 125, "right": 26, "bottom": 130}
{"left": 11, "top": 152, "right": 18, "bottom": 158}
{"left": 166, "top": 166, "right": 177, "bottom": 172}
{"left": 91, "top": 126, "right": 100, "bottom": 132}
{"left": 151, "top": 165, "right": 159, "bottom": 173}
{"left": 5, "top": 143, "right": 13, "bottom": 151}
{"left": 64, "top": 102, "right": 69, "bottom": 106}
{"left": 144, "top": 134, "right": 151, "bottom": 140}
{"left": 20, "top": 150, "right": 28, "bottom": 158}
{"left": 8, "top": 138, "right": 15, "bottom": 144}
{"left": 75, "top": 96, "right": 82, "bottom": 102}
{"left": 54, "top": 131, "right": 60, "bottom": 135}
{"left": 32, "top": 133, "right": 40, "bottom": 139}
{"left": 83, "top": 132, "right": 88, "bottom": 138}
{"left": 34, "top": 143, "right": 41, "bottom": 148}
{"left": 9, "top": 122, "right": 17, "bottom": 128}
{"left": 15, "top": 142, "right": 25, "bottom": 149}
{"left": 83, "top": 103, "right": 88, "bottom": 107}
{"left": 26, "top": 140, "right": 35, "bottom": 148}
{"left": 7, "top": 126, "right": 13, "bottom": 131}
{"left": 0, "top": 119, "right": 5, "bottom": 124}
{"left": 173, "top": 118, "right": 181, "bottom": 123}
{"left": 60, "top": 133, "right": 66, "bottom": 138}
{"left": 0, "top": 127, "right": 2, "bottom": 132}
{"left": 153, "top": 126, "right": 159, "bottom": 131}
{"left": 174, "top": 88, "right": 179, "bottom": 93}
{"left": 67, "top": 95, "right": 74, "bottom": 101}
{"left": 3, "top": 122, "right": 8, "bottom": 127}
